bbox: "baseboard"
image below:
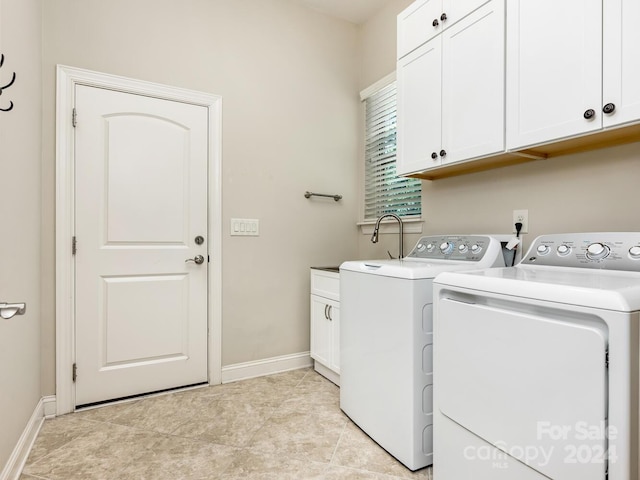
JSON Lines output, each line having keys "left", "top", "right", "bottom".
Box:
{"left": 220, "top": 351, "right": 312, "bottom": 384}
{"left": 312, "top": 361, "right": 340, "bottom": 386}
{"left": 0, "top": 396, "right": 53, "bottom": 480}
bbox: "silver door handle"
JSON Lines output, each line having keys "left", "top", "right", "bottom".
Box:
{"left": 185, "top": 255, "right": 205, "bottom": 265}
{"left": 0, "top": 302, "right": 26, "bottom": 319}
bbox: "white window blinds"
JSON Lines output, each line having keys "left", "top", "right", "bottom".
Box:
{"left": 364, "top": 81, "right": 421, "bottom": 222}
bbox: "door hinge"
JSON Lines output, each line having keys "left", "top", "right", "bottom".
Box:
{"left": 72, "top": 236, "right": 77, "bottom": 255}
{"left": 72, "top": 363, "right": 77, "bottom": 382}
{"left": 605, "top": 350, "right": 609, "bottom": 368}
{"left": 72, "top": 108, "right": 77, "bottom": 128}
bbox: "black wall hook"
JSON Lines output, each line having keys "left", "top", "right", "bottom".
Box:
{"left": 0, "top": 54, "right": 16, "bottom": 112}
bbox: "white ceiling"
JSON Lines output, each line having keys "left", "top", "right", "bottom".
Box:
{"left": 296, "top": 0, "right": 393, "bottom": 24}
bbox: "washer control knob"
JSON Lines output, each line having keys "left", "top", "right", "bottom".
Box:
{"left": 629, "top": 246, "right": 640, "bottom": 259}
{"left": 426, "top": 243, "right": 436, "bottom": 252}
{"left": 470, "top": 244, "right": 482, "bottom": 254}
{"left": 416, "top": 243, "right": 426, "bottom": 252}
{"left": 440, "top": 241, "right": 454, "bottom": 255}
{"left": 537, "top": 244, "right": 550, "bottom": 255}
{"left": 586, "top": 242, "right": 609, "bottom": 260}
{"left": 557, "top": 245, "right": 571, "bottom": 256}
{"left": 458, "top": 244, "right": 468, "bottom": 253}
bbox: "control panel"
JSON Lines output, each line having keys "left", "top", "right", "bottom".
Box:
{"left": 406, "top": 235, "right": 494, "bottom": 261}
{"left": 521, "top": 233, "right": 640, "bottom": 271}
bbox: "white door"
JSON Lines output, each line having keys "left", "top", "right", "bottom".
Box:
{"left": 441, "top": 0, "right": 505, "bottom": 165}
{"left": 396, "top": 37, "right": 443, "bottom": 175}
{"left": 506, "top": 0, "right": 602, "bottom": 150}
{"left": 437, "top": 298, "right": 607, "bottom": 480}
{"left": 603, "top": 0, "right": 640, "bottom": 128}
{"left": 74, "top": 85, "right": 209, "bottom": 406}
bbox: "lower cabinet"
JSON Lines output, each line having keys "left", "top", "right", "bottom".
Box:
{"left": 310, "top": 268, "right": 340, "bottom": 385}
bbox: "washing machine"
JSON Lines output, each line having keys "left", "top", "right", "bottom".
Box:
{"left": 433, "top": 232, "right": 640, "bottom": 480}
{"left": 340, "top": 234, "right": 510, "bottom": 471}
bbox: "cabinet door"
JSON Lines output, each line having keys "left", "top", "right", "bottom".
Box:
{"left": 442, "top": 0, "right": 491, "bottom": 30}
{"left": 310, "top": 295, "right": 331, "bottom": 368}
{"left": 441, "top": 1, "right": 505, "bottom": 165}
{"left": 397, "top": 37, "right": 442, "bottom": 176}
{"left": 398, "top": 0, "right": 443, "bottom": 59}
{"left": 603, "top": 0, "right": 640, "bottom": 127}
{"left": 506, "top": 0, "right": 602, "bottom": 150}
{"left": 327, "top": 302, "right": 340, "bottom": 373}
{"left": 398, "top": 0, "right": 491, "bottom": 60}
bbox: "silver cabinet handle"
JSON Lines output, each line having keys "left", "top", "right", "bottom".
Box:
{"left": 185, "top": 255, "right": 205, "bottom": 265}
{"left": 0, "top": 302, "right": 26, "bottom": 319}
{"left": 327, "top": 305, "right": 332, "bottom": 321}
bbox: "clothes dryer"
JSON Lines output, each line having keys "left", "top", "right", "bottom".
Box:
{"left": 433, "top": 232, "right": 640, "bottom": 480}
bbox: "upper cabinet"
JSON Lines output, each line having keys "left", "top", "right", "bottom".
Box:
{"left": 507, "top": 0, "right": 640, "bottom": 150}
{"left": 398, "top": 0, "right": 640, "bottom": 180}
{"left": 397, "top": 0, "right": 491, "bottom": 59}
{"left": 506, "top": 0, "right": 602, "bottom": 149}
{"left": 397, "top": 1, "right": 505, "bottom": 176}
{"left": 603, "top": 0, "right": 640, "bottom": 128}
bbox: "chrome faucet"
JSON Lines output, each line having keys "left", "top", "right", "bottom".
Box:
{"left": 371, "top": 213, "right": 404, "bottom": 259}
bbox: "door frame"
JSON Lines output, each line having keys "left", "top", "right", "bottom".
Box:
{"left": 55, "top": 65, "right": 223, "bottom": 415}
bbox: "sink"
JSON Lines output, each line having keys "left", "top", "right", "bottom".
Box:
{"left": 312, "top": 266, "right": 340, "bottom": 273}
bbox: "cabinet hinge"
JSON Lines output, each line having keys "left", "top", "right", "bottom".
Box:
{"left": 72, "top": 363, "right": 77, "bottom": 383}
{"left": 72, "top": 236, "right": 77, "bottom": 255}
{"left": 72, "top": 108, "right": 77, "bottom": 128}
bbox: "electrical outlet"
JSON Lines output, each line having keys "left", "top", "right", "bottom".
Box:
{"left": 513, "top": 209, "right": 529, "bottom": 234}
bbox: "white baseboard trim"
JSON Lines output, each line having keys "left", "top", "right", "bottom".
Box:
{"left": 0, "top": 396, "right": 52, "bottom": 480}
{"left": 42, "top": 396, "right": 57, "bottom": 419}
{"left": 220, "top": 351, "right": 312, "bottom": 384}
{"left": 312, "top": 361, "right": 340, "bottom": 386}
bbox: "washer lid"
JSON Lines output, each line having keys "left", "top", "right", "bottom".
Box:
{"left": 339, "top": 258, "right": 496, "bottom": 280}
{"left": 435, "top": 265, "right": 640, "bottom": 311}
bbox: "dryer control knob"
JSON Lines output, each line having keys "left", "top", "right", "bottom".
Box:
{"left": 557, "top": 245, "right": 571, "bottom": 256}
{"left": 458, "top": 244, "right": 468, "bottom": 253}
{"left": 470, "top": 244, "right": 482, "bottom": 254}
{"left": 426, "top": 243, "right": 436, "bottom": 252}
{"left": 629, "top": 246, "right": 640, "bottom": 259}
{"left": 586, "top": 242, "right": 609, "bottom": 260}
{"left": 416, "top": 243, "right": 426, "bottom": 252}
{"left": 536, "top": 244, "right": 550, "bottom": 255}
{"left": 440, "top": 241, "right": 454, "bottom": 255}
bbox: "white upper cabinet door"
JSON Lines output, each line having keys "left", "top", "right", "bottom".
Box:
{"left": 398, "top": 0, "right": 443, "bottom": 59}
{"left": 603, "top": 0, "right": 640, "bottom": 128}
{"left": 441, "top": 1, "right": 505, "bottom": 164}
{"left": 506, "top": 0, "right": 602, "bottom": 150}
{"left": 398, "top": 0, "right": 490, "bottom": 59}
{"left": 397, "top": 37, "right": 443, "bottom": 176}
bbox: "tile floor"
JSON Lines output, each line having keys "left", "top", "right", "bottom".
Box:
{"left": 21, "top": 368, "right": 433, "bottom": 479}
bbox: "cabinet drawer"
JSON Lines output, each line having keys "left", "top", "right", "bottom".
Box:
{"left": 310, "top": 269, "right": 339, "bottom": 301}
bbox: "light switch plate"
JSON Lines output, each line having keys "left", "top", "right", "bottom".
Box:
{"left": 231, "top": 218, "right": 260, "bottom": 236}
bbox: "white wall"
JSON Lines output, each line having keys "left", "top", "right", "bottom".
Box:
{"left": 40, "top": 0, "right": 360, "bottom": 393}
{"left": 358, "top": 0, "right": 640, "bottom": 261}
{"left": 0, "top": 0, "right": 42, "bottom": 469}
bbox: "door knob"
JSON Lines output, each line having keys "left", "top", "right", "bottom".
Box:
{"left": 0, "top": 302, "right": 26, "bottom": 319}
{"left": 185, "top": 255, "right": 205, "bottom": 265}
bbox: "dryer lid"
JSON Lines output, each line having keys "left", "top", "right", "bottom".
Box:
{"left": 435, "top": 265, "right": 640, "bottom": 311}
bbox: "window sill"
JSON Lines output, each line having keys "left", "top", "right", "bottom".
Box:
{"left": 358, "top": 218, "right": 423, "bottom": 235}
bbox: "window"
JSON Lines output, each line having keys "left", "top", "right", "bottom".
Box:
{"left": 362, "top": 76, "right": 421, "bottom": 222}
